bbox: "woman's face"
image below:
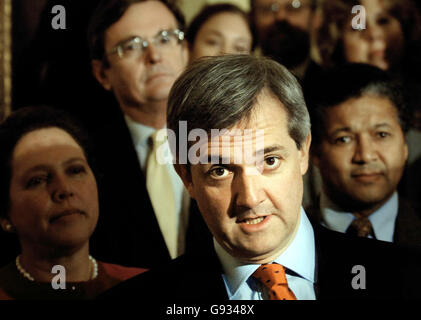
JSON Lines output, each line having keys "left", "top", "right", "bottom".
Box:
{"left": 190, "top": 12, "right": 253, "bottom": 61}
{"left": 5, "top": 127, "right": 99, "bottom": 252}
{"left": 342, "top": 0, "right": 404, "bottom": 71}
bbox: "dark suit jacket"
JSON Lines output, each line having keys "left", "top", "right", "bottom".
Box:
{"left": 88, "top": 105, "right": 212, "bottom": 269}
{"left": 306, "top": 195, "right": 421, "bottom": 247}
{"left": 99, "top": 225, "right": 421, "bottom": 300}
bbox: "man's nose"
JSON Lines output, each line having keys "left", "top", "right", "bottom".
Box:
{"left": 234, "top": 171, "right": 265, "bottom": 209}
{"left": 274, "top": 6, "right": 287, "bottom": 21}
{"left": 352, "top": 136, "right": 378, "bottom": 164}
{"left": 51, "top": 175, "right": 75, "bottom": 202}
{"left": 144, "top": 42, "right": 162, "bottom": 63}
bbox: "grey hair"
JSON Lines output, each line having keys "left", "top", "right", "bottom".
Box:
{"left": 167, "top": 54, "right": 311, "bottom": 162}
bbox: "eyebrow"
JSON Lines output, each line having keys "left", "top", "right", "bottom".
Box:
{"left": 202, "top": 144, "right": 289, "bottom": 165}
{"left": 260, "top": 144, "right": 288, "bottom": 155}
{"left": 373, "top": 123, "right": 393, "bottom": 129}
{"left": 330, "top": 123, "right": 394, "bottom": 135}
{"left": 24, "top": 157, "right": 87, "bottom": 175}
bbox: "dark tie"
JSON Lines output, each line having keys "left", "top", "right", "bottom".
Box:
{"left": 346, "top": 213, "right": 376, "bottom": 238}
{"left": 252, "top": 264, "right": 297, "bottom": 300}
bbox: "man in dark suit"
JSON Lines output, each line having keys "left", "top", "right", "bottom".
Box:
{"left": 306, "top": 63, "right": 421, "bottom": 246}
{"left": 100, "top": 55, "right": 421, "bottom": 302}
{"left": 86, "top": 0, "right": 210, "bottom": 269}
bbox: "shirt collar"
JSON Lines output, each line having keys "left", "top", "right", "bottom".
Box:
{"left": 320, "top": 191, "right": 398, "bottom": 242}
{"left": 124, "top": 114, "right": 156, "bottom": 147}
{"left": 214, "top": 207, "right": 315, "bottom": 297}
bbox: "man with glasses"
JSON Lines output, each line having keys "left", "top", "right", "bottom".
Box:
{"left": 250, "top": 0, "right": 321, "bottom": 80}
{"left": 87, "top": 0, "right": 210, "bottom": 269}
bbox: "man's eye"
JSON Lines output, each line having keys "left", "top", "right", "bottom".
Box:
{"left": 264, "top": 157, "right": 281, "bottom": 170}
{"left": 209, "top": 167, "right": 230, "bottom": 179}
{"left": 377, "top": 131, "right": 390, "bottom": 138}
{"left": 335, "top": 136, "right": 352, "bottom": 144}
{"left": 159, "top": 33, "right": 177, "bottom": 46}
{"left": 123, "top": 41, "right": 141, "bottom": 52}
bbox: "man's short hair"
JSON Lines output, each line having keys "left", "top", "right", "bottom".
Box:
{"left": 167, "top": 54, "right": 311, "bottom": 164}
{"left": 87, "top": 0, "right": 186, "bottom": 62}
{"left": 306, "top": 63, "right": 409, "bottom": 149}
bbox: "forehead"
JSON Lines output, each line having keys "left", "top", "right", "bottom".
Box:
{"left": 362, "top": 0, "right": 387, "bottom": 13}
{"left": 206, "top": 92, "right": 293, "bottom": 152}
{"left": 13, "top": 128, "right": 82, "bottom": 161}
{"left": 105, "top": 1, "right": 178, "bottom": 46}
{"left": 324, "top": 95, "right": 401, "bottom": 130}
{"left": 200, "top": 12, "right": 251, "bottom": 36}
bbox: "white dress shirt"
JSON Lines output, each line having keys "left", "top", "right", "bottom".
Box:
{"left": 214, "top": 208, "right": 316, "bottom": 300}
{"left": 124, "top": 115, "right": 190, "bottom": 256}
{"left": 320, "top": 191, "right": 399, "bottom": 242}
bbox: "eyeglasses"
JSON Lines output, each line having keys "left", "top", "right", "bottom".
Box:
{"left": 255, "top": 0, "right": 310, "bottom": 16}
{"left": 107, "top": 29, "right": 184, "bottom": 59}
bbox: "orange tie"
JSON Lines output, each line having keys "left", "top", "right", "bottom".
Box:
{"left": 253, "top": 264, "right": 297, "bottom": 300}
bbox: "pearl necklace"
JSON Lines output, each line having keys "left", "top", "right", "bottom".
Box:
{"left": 15, "top": 255, "right": 98, "bottom": 282}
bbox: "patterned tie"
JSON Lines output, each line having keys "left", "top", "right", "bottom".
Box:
{"left": 146, "top": 130, "right": 177, "bottom": 259}
{"left": 346, "top": 213, "right": 376, "bottom": 238}
{"left": 253, "top": 264, "right": 297, "bottom": 300}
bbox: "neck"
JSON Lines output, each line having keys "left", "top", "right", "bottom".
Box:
{"left": 19, "top": 242, "right": 93, "bottom": 283}
{"left": 324, "top": 188, "right": 393, "bottom": 218}
{"left": 121, "top": 100, "right": 167, "bottom": 129}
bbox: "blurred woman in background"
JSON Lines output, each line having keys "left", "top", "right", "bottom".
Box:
{"left": 186, "top": 3, "right": 254, "bottom": 62}
{"left": 316, "top": 0, "right": 421, "bottom": 75}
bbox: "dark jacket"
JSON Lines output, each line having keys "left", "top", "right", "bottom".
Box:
{"left": 100, "top": 225, "right": 421, "bottom": 300}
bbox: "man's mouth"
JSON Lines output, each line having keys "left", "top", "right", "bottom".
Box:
{"left": 238, "top": 216, "right": 267, "bottom": 225}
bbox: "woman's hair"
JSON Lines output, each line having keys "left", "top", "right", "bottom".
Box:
{"left": 0, "top": 106, "right": 98, "bottom": 218}
{"left": 316, "top": 0, "right": 421, "bottom": 68}
{"left": 185, "top": 3, "right": 255, "bottom": 50}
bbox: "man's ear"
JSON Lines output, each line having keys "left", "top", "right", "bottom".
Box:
{"left": 174, "top": 163, "right": 195, "bottom": 199}
{"left": 0, "top": 218, "right": 15, "bottom": 233}
{"left": 91, "top": 59, "right": 112, "bottom": 91}
{"left": 299, "top": 133, "right": 312, "bottom": 175}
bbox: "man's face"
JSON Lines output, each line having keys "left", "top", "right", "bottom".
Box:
{"left": 252, "top": 0, "right": 314, "bottom": 68}
{"left": 179, "top": 91, "right": 310, "bottom": 264}
{"left": 97, "top": 1, "right": 188, "bottom": 109}
{"left": 313, "top": 95, "right": 408, "bottom": 212}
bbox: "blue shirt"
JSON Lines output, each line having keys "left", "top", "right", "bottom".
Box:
{"left": 214, "top": 208, "right": 316, "bottom": 300}
{"left": 320, "top": 191, "right": 398, "bottom": 242}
